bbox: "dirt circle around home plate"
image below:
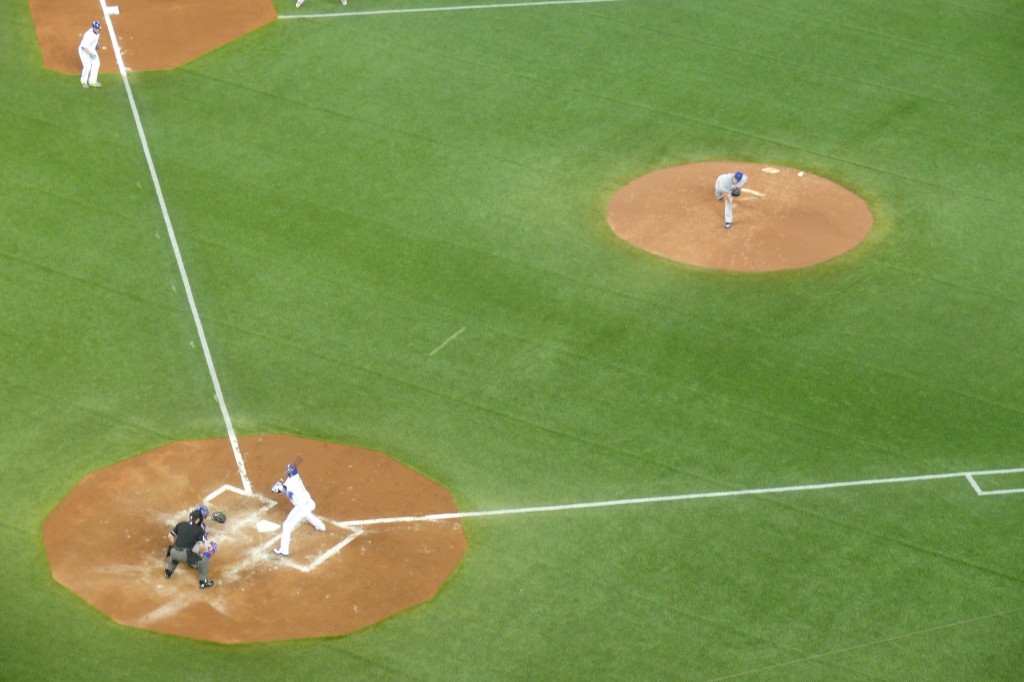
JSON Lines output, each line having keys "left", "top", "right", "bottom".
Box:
{"left": 607, "top": 161, "right": 874, "bottom": 272}
{"left": 42, "top": 434, "right": 467, "bottom": 643}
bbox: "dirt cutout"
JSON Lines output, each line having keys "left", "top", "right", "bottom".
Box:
{"left": 43, "top": 435, "right": 467, "bottom": 643}
{"left": 30, "top": 0, "right": 277, "bottom": 74}
{"left": 608, "top": 162, "right": 873, "bottom": 272}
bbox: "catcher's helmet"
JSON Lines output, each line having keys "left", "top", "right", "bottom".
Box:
{"left": 196, "top": 504, "right": 209, "bottom": 519}
{"left": 733, "top": 171, "right": 743, "bottom": 181}
{"left": 91, "top": 20, "right": 101, "bottom": 30}
{"left": 286, "top": 463, "right": 298, "bottom": 478}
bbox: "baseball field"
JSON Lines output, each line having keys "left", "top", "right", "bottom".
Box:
{"left": 4, "top": 0, "right": 1024, "bottom": 679}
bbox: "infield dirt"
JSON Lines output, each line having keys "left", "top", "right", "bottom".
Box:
{"left": 43, "top": 435, "right": 467, "bottom": 643}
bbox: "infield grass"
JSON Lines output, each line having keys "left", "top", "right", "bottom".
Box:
{"left": 2, "top": 0, "right": 1023, "bottom": 679}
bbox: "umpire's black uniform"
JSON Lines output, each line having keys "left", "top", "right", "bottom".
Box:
{"left": 165, "top": 510, "right": 214, "bottom": 588}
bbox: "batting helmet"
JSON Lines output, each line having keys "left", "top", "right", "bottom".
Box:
{"left": 92, "top": 20, "right": 101, "bottom": 30}
{"left": 196, "top": 504, "right": 209, "bottom": 519}
{"left": 733, "top": 171, "right": 743, "bottom": 181}
{"left": 286, "top": 463, "right": 298, "bottom": 478}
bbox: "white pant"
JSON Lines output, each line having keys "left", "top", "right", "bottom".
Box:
{"left": 79, "top": 48, "right": 99, "bottom": 85}
{"left": 279, "top": 500, "right": 325, "bottom": 553}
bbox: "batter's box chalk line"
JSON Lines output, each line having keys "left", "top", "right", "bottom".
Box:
{"left": 965, "top": 472, "right": 1024, "bottom": 496}
{"left": 204, "top": 485, "right": 365, "bottom": 574}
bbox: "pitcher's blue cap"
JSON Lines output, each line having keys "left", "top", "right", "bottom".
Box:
{"left": 734, "top": 171, "right": 743, "bottom": 181}
{"left": 92, "top": 20, "right": 101, "bottom": 30}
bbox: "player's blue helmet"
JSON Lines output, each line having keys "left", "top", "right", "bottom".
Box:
{"left": 733, "top": 171, "right": 743, "bottom": 181}
{"left": 92, "top": 20, "right": 101, "bottom": 30}
{"left": 286, "top": 463, "right": 298, "bottom": 477}
{"left": 196, "top": 504, "right": 209, "bottom": 519}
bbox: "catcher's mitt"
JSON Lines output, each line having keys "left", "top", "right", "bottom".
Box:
{"left": 731, "top": 188, "right": 742, "bottom": 197}
{"left": 211, "top": 511, "right": 227, "bottom": 524}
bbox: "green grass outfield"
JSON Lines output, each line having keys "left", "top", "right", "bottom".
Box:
{"left": 3, "top": 0, "right": 1024, "bottom": 679}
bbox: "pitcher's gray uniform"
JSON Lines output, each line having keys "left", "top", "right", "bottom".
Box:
{"left": 78, "top": 21, "right": 102, "bottom": 88}
{"left": 714, "top": 171, "right": 747, "bottom": 228}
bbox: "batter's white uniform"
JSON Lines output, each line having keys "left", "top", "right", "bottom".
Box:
{"left": 78, "top": 23, "right": 101, "bottom": 87}
{"left": 278, "top": 472, "right": 326, "bottom": 554}
{"left": 714, "top": 171, "right": 748, "bottom": 227}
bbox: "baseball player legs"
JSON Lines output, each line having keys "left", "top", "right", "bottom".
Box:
{"left": 79, "top": 50, "right": 92, "bottom": 87}
{"left": 277, "top": 500, "right": 326, "bottom": 555}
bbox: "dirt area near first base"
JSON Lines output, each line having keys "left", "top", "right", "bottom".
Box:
{"left": 42, "top": 435, "right": 467, "bottom": 643}
{"left": 29, "top": 0, "right": 277, "bottom": 73}
{"left": 607, "top": 162, "right": 874, "bottom": 272}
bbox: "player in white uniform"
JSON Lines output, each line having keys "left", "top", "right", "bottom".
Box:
{"left": 78, "top": 20, "right": 102, "bottom": 88}
{"left": 714, "top": 171, "right": 748, "bottom": 228}
{"left": 271, "top": 463, "right": 326, "bottom": 556}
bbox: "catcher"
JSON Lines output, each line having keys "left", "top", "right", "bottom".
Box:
{"left": 164, "top": 509, "right": 216, "bottom": 589}
{"left": 714, "top": 170, "right": 748, "bottom": 229}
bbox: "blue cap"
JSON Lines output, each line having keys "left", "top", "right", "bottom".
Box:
{"left": 92, "top": 20, "right": 102, "bottom": 30}
{"left": 733, "top": 171, "right": 743, "bottom": 181}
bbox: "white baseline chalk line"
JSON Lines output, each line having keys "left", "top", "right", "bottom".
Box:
{"left": 340, "top": 466, "right": 1024, "bottom": 527}
{"left": 278, "top": 0, "right": 623, "bottom": 21}
{"left": 98, "top": 0, "right": 252, "bottom": 494}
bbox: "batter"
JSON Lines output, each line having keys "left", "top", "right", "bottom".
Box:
{"left": 271, "top": 462, "right": 326, "bottom": 556}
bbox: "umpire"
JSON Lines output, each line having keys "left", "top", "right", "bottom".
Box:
{"left": 165, "top": 509, "right": 215, "bottom": 589}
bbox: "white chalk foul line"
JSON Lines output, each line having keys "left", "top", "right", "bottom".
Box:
{"left": 308, "top": 524, "right": 366, "bottom": 572}
{"left": 279, "top": 0, "right": 623, "bottom": 20}
{"left": 340, "top": 467, "right": 1024, "bottom": 527}
{"left": 98, "top": 0, "right": 252, "bottom": 494}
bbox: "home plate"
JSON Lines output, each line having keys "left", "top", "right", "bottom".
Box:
{"left": 256, "top": 520, "right": 280, "bottom": 533}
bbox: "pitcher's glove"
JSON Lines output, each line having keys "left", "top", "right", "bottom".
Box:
{"left": 271, "top": 481, "right": 284, "bottom": 494}
{"left": 731, "top": 188, "right": 742, "bottom": 197}
{"left": 211, "top": 511, "right": 227, "bottom": 524}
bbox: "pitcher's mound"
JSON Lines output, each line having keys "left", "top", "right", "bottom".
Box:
{"left": 42, "top": 435, "right": 467, "bottom": 643}
{"left": 608, "top": 162, "right": 873, "bottom": 272}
